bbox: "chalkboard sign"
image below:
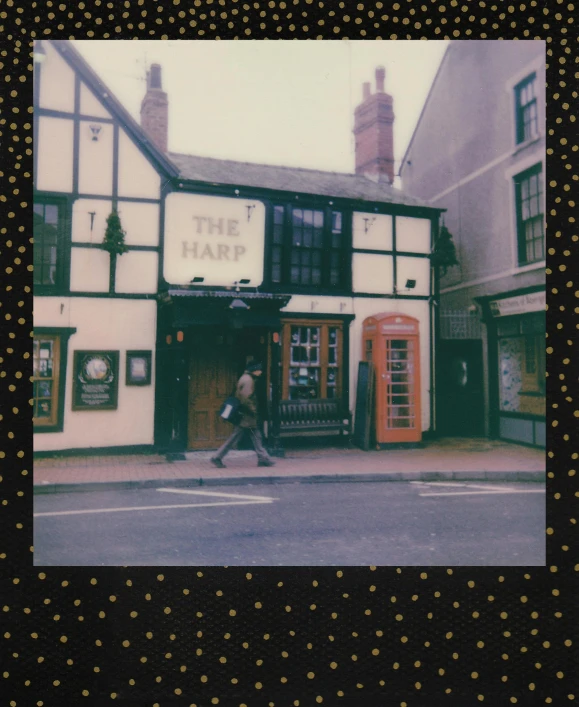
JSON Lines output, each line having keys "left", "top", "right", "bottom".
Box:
{"left": 72, "top": 350, "right": 119, "bottom": 411}
{"left": 352, "top": 361, "right": 374, "bottom": 451}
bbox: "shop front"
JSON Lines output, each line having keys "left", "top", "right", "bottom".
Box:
{"left": 478, "top": 286, "right": 546, "bottom": 448}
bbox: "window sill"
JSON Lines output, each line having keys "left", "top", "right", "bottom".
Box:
{"left": 514, "top": 260, "right": 545, "bottom": 274}
{"left": 512, "top": 134, "right": 542, "bottom": 157}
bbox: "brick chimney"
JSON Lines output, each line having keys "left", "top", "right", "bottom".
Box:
{"left": 140, "top": 63, "right": 168, "bottom": 153}
{"left": 353, "top": 66, "right": 395, "bottom": 184}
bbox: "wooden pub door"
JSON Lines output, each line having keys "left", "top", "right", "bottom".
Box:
{"left": 187, "top": 333, "right": 238, "bottom": 450}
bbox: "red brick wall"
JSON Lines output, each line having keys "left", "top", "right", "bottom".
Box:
{"left": 353, "top": 92, "right": 395, "bottom": 183}
{"left": 140, "top": 89, "right": 168, "bottom": 153}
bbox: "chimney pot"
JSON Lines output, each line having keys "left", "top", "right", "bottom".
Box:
{"left": 363, "top": 82, "right": 371, "bottom": 100}
{"left": 376, "top": 66, "right": 385, "bottom": 92}
{"left": 149, "top": 63, "right": 163, "bottom": 90}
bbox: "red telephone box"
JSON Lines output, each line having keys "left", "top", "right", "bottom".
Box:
{"left": 362, "top": 313, "right": 422, "bottom": 444}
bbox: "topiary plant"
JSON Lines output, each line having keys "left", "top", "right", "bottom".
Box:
{"left": 102, "top": 209, "right": 129, "bottom": 256}
{"left": 431, "top": 222, "right": 459, "bottom": 277}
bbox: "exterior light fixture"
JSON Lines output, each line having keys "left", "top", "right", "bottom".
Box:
{"left": 191, "top": 276, "right": 204, "bottom": 283}
{"left": 33, "top": 40, "right": 47, "bottom": 64}
{"left": 89, "top": 124, "right": 102, "bottom": 141}
{"left": 229, "top": 298, "right": 250, "bottom": 311}
{"left": 239, "top": 279, "right": 251, "bottom": 285}
{"left": 405, "top": 279, "right": 416, "bottom": 289}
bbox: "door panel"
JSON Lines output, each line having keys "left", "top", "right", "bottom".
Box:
{"left": 188, "top": 336, "right": 238, "bottom": 450}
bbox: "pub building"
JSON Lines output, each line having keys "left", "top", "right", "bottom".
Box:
{"left": 33, "top": 40, "right": 444, "bottom": 457}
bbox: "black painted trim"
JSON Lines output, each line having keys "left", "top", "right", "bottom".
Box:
{"left": 74, "top": 193, "right": 161, "bottom": 204}
{"left": 352, "top": 248, "right": 430, "bottom": 259}
{"left": 71, "top": 243, "right": 159, "bottom": 252}
{"left": 36, "top": 107, "right": 115, "bottom": 123}
{"left": 499, "top": 410, "right": 545, "bottom": 422}
{"left": 352, "top": 292, "right": 431, "bottom": 301}
{"left": 33, "top": 327, "right": 77, "bottom": 434}
{"left": 173, "top": 180, "right": 445, "bottom": 217}
{"left": 342, "top": 319, "right": 351, "bottom": 413}
{"left": 392, "top": 215, "right": 398, "bottom": 292}
{"left": 38, "top": 292, "right": 158, "bottom": 300}
{"left": 112, "top": 122, "right": 119, "bottom": 204}
{"left": 157, "top": 180, "right": 173, "bottom": 291}
{"left": 72, "top": 73, "right": 80, "bottom": 196}
{"left": 475, "top": 282, "right": 545, "bottom": 303}
{"left": 33, "top": 193, "right": 72, "bottom": 297}
{"left": 280, "top": 312, "right": 356, "bottom": 323}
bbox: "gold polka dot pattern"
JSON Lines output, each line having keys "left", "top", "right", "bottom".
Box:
{"left": 0, "top": 1, "right": 576, "bottom": 705}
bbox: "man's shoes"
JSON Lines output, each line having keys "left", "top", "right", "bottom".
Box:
{"left": 210, "top": 457, "right": 226, "bottom": 468}
{"left": 257, "top": 459, "right": 276, "bottom": 467}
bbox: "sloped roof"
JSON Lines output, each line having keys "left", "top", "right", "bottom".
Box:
{"left": 169, "top": 151, "right": 438, "bottom": 209}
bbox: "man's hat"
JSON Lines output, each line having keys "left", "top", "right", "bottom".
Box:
{"left": 246, "top": 361, "right": 263, "bottom": 373}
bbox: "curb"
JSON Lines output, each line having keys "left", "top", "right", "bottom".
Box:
{"left": 33, "top": 469, "right": 546, "bottom": 494}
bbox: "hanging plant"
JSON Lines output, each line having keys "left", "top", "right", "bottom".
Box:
{"left": 431, "top": 222, "right": 459, "bottom": 277}
{"left": 102, "top": 209, "right": 129, "bottom": 256}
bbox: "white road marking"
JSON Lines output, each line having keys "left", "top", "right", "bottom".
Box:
{"left": 157, "top": 488, "right": 278, "bottom": 502}
{"left": 419, "top": 490, "right": 545, "bottom": 497}
{"left": 34, "top": 500, "right": 275, "bottom": 518}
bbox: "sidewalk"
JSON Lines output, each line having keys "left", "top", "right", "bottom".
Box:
{"left": 34, "top": 438, "right": 545, "bottom": 494}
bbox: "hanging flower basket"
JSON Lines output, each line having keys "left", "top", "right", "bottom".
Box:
{"left": 102, "top": 209, "right": 129, "bottom": 256}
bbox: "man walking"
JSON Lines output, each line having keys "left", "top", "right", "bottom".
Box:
{"left": 211, "top": 361, "right": 275, "bottom": 468}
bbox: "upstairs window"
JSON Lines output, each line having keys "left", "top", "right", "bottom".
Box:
{"left": 269, "top": 204, "right": 349, "bottom": 290}
{"left": 515, "top": 164, "right": 544, "bottom": 265}
{"left": 514, "top": 73, "right": 538, "bottom": 145}
{"left": 34, "top": 197, "right": 67, "bottom": 292}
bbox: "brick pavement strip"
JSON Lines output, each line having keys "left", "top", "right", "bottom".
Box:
{"left": 33, "top": 439, "right": 545, "bottom": 492}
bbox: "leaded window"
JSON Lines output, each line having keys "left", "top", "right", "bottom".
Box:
{"left": 33, "top": 197, "right": 67, "bottom": 292}
{"left": 515, "top": 164, "right": 544, "bottom": 265}
{"left": 515, "top": 73, "right": 538, "bottom": 144}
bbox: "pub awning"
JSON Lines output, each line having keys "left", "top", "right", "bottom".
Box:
{"left": 159, "top": 289, "right": 292, "bottom": 328}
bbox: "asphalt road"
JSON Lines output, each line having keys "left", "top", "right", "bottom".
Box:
{"left": 33, "top": 480, "right": 545, "bottom": 566}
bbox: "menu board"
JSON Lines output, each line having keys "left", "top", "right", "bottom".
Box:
{"left": 72, "top": 350, "right": 119, "bottom": 411}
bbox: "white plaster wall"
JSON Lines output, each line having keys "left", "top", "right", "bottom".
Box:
{"left": 115, "top": 251, "right": 158, "bottom": 294}
{"left": 396, "top": 256, "right": 431, "bottom": 297}
{"left": 395, "top": 216, "right": 432, "bottom": 253}
{"left": 33, "top": 297, "right": 157, "bottom": 451}
{"left": 80, "top": 81, "right": 112, "bottom": 119}
{"left": 78, "top": 120, "right": 114, "bottom": 196}
{"left": 38, "top": 42, "right": 75, "bottom": 113}
{"left": 116, "top": 202, "right": 160, "bottom": 247}
{"left": 353, "top": 212, "right": 393, "bottom": 250}
{"left": 118, "top": 129, "right": 161, "bottom": 200}
{"left": 70, "top": 247, "right": 110, "bottom": 292}
{"left": 349, "top": 298, "right": 432, "bottom": 432}
{"left": 72, "top": 198, "right": 113, "bottom": 244}
{"left": 352, "top": 253, "right": 394, "bottom": 294}
{"left": 37, "top": 117, "right": 74, "bottom": 193}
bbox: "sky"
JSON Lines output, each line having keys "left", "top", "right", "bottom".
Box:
{"left": 72, "top": 40, "right": 448, "bottom": 183}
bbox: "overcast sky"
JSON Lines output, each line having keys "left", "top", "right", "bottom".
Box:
{"left": 72, "top": 40, "right": 448, "bottom": 181}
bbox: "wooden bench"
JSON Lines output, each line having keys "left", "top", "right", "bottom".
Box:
{"left": 278, "top": 399, "right": 351, "bottom": 438}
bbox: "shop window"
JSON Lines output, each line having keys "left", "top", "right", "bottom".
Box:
{"left": 33, "top": 197, "right": 68, "bottom": 293}
{"left": 498, "top": 314, "right": 545, "bottom": 416}
{"left": 281, "top": 321, "right": 342, "bottom": 400}
{"left": 269, "top": 205, "right": 348, "bottom": 290}
{"left": 33, "top": 328, "right": 76, "bottom": 432}
{"left": 515, "top": 164, "right": 544, "bottom": 265}
{"left": 514, "top": 73, "right": 538, "bottom": 144}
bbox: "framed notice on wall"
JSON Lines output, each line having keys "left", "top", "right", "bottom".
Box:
{"left": 126, "top": 350, "right": 152, "bottom": 386}
{"left": 72, "top": 350, "right": 119, "bottom": 411}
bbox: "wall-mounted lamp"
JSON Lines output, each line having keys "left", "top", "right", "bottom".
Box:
{"left": 239, "top": 279, "right": 251, "bottom": 285}
{"left": 191, "top": 276, "right": 204, "bottom": 283}
{"left": 405, "top": 279, "right": 416, "bottom": 290}
{"left": 33, "top": 40, "right": 47, "bottom": 64}
{"left": 229, "top": 298, "right": 250, "bottom": 311}
{"left": 89, "top": 124, "right": 102, "bottom": 142}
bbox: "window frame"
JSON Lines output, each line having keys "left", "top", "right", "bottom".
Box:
{"left": 266, "top": 202, "right": 351, "bottom": 293}
{"left": 33, "top": 193, "right": 71, "bottom": 296}
{"left": 514, "top": 72, "right": 538, "bottom": 145}
{"left": 33, "top": 327, "right": 76, "bottom": 433}
{"left": 514, "top": 163, "right": 545, "bottom": 266}
{"left": 280, "top": 319, "right": 343, "bottom": 401}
